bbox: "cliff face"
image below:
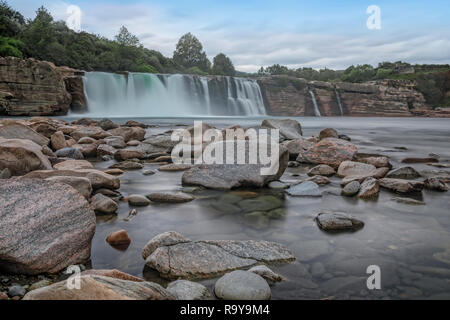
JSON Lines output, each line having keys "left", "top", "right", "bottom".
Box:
{"left": 258, "top": 76, "right": 434, "bottom": 117}
{"left": 0, "top": 57, "right": 85, "bottom": 116}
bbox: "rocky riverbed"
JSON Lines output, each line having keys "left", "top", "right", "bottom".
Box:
{"left": 0, "top": 116, "right": 449, "bottom": 300}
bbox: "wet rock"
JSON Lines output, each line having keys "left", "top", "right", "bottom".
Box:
{"left": 0, "top": 122, "right": 49, "bottom": 146}
{"left": 286, "top": 181, "right": 322, "bottom": 197}
{"left": 297, "top": 138, "right": 358, "bottom": 169}
{"left": 0, "top": 138, "right": 52, "bottom": 175}
{"left": 281, "top": 138, "right": 314, "bottom": 159}
{"left": 143, "top": 169, "right": 156, "bottom": 176}
{"left": 53, "top": 159, "right": 93, "bottom": 170}
{"left": 97, "top": 144, "right": 117, "bottom": 157}
{"left": 105, "top": 136, "right": 126, "bottom": 149}
{"left": 386, "top": 166, "right": 421, "bottom": 179}
{"left": 144, "top": 234, "right": 295, "bottom": 279}
{"left": 147, "top": 192, "right": 194, "bottom": 203}
{"left": 261, "top": 119, "right": 303, "bottom": 139}
{"left": 124, "top": 209, "right": 138, "bottom": 222}
{"left": 141, "top": 231, "right": 190, "bottom": 260}
{"left": 127, "top": 194, "right": 151, "bottom": 206}
{"left": 248, "top": 265, "right": 285, "bottom": 284}
{"left": 158, "top": 164, "right": 192, "bottom": 172}
{"left": 114, "top": 148, "right": 145, "bottom": 161}
{"left": 78, "top": 136, "right": 97, "bottom": 144}
{"left": 91, "top": 193, "right": 118, "bottom": 214}
{"left": 319, "top": 128, "right": 338, "bottom": 140}
{"left": 104, "top": 168, "right": 124, "bottom": 176}
{"left": 99, "top": 118, "right": 119, "bottom": 131}
{"left": 338, "top": 134, "right": 351, "bottom": 141}
{"left": 214, "top": 270, "right": 271, "bottom": 300}
{"left": 50, "top": 131, "right": 67, "bottom": 151}
{"left": 106, "top": 230, "right": 131, "bottom": 247}
{"left": 70, "top": 126, "right": 110, "bottom": 141}
{"left": 379, "top": 178, "right": 424, "bottom": 193}
{"left": 108, "top": 126, "right": 146, "bottom": 142}
{"left": 306, "top": 175, "right": 330, "bottom": 185}
{"left": 142, "top": 135, "right": 178, "bottom": 152}
{"left": 315, "top": 212, "right": 364, "bottom": 232}
{"left": 8, "top": 284, "right": 25, "bottom": 298}
{"left": 341, "top": 181, "right": 361, "bottom": 196}
{"left": 337, "top": 161, "right": 377, "bottom": 178}
{"left": 23, "top": 275, "right": 175, "bottom": 300}
{"left": 0, "top": 168, "right": 11, "bottom": 179}
{"left": 167, "top": 280, "right": 212, "bottom": 300}
{"left": 55, "top": 147, "right": 84, "bottom": 160}
{"left": 109, "top": 161, "right": 144, "bottom": 170}
{"left": 45, "top": 176, "right": 92, "bottom": 199}
{"left": 73, "top": 143, "right": 101, "bottom": 158}
{"left": 307, "top": 164, "right": 335, "bottom": 177}
{"left": 360, "top": 156, "right": 391, "bottom": 168}
{"left": 391, "top": 197, "right": 425, "bottom": 205}
{"left": 358, "top": 177, "right": 380, "bottom": 199}
{"left": 424, "top": 177, "right": 448, "bottom": 192}
{"left": 0, "top": 179, "right": 95, "bottom": 274}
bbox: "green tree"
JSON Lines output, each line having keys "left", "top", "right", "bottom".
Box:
{"left": 211, "top": 53, "right": 235, "bottom": 76}
{"left": 173, "top": 33, "right": 210, "bottom": 72}
{"left": 115, "top": 26, "right": 140, "bottom": 47}
{"left": 0, "top": 0, "right": 24, "bottom": 37}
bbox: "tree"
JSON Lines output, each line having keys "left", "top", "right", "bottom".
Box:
{"left": 212, "top": 53, "right": 235, "bottom": 76}
{"left": 115, "top": 26, "right": 140, "bottom": 47}
{"left": 0, "top": 0, "right": 24, "bottom": 37}
{"left": 173, "top": 32, "right": 210, "bottom": 72}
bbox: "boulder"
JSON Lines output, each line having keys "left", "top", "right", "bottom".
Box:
{"left": 50, "top": 131, "right": 67, "bottom": 151}
{"left": 55, "top": 147, "right": 84, "bottom": 160}
{"left": 127, "top": 194, "right": 151, "bottom": 206}
{"left": 97, "top": 144, "right": 117, "bottom": 157}
{"left": 142, "top": 231, "right": 190, "bottom": 260}
{"left": 144, "top": 233, "right": 295, "bottom": 279}
{"left": 319, "top": 128, "right": 338, "bottom": 140}
{"left": 109, "top": 161, "right": 144, "bottom": 170}
{"left": 167, "top": 280, "right": 212, "bottom": 300}
{"left": 214, "top": 271, "right": 271, "bottom": 300}
{"left": 45, "top": 176, "right": 92, "bottom": 199}
{"left": 0, "top": 123, "right": 49, "bottom": 146}
{"left": 360, "top": 156, "right": 391, "bottom": 168}
{"left": 0, "top": 138, "right": 52, "bottom": 176}
{"left": 281, "top": 138, "right": 313, "bottom": 159}
{"left": 315, "top": 212, "right": 364, "bottom": 232}
{"left": 341, "top": 181, "right": 361, "bottom": 196}
{"left": 286, "top": 181, "right": 322, "bottom": 197}
{"left": 99, "top": 118, "right": 119, "bottom": 131}
{"left": 0, "top": 179, "right": 95, "bottom": 274}
{"left": 306, "top": 175, "right": 330, "bottom": 185}
{"left": 307, "top": 164, "right": 335, "bottom": 177}
{"left": 70, "top": 126, "right": 110, "bottom": 141}
{"left": 73, "top": 143, "right": 100, "bottom": 158}
{"left": 91, "top": 193, "right": 118, "bottom": 214}
{"left": 358, "top": 177, "right": 380, "bottom": 199}
{"left": 108, "top": 127, "right": 146, "bottom": 142}
{"left": 386, "top": 166, "right": 421, "bottom": 180}
{"left": 424, "top": 178, "right": 448, "bottom": 192}
{"left": 114, "top": 149, "right": 146, "bottom": 161}
{"left": 23, "top": 275, "right": 175, "bottom": 300}
{"left": 53, "top": 159, "right": 93, "bottom": 170}
{"left": 379, "top": 178, "right": 424, "bottom": 193}
{"left": 147, "top": 192, "right": 194, "bottom": 203}
{"left": 297, "top": 138, "right": 357, "bottom": 169}
{"left": 29, "top": 121, "right": 57, "bottom": 138}
{"left": 106, "top": 230, "right": 131, "bottom": 247}
{"left": 261, "top": 119, "right": 303, "bottom": 139}
{"left": 337, "top": 161, "right": 377, "bottom": 178}
{"left": 105, "top": 136, "right": 126, "bottom": 149}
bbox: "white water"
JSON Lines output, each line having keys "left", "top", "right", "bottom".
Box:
{"left": 309, "top": 89, "right": 322, "bottom": 117}
{"left": 335, "top": 89, "right": 344, "bottom": 116}
{"left": 81, "top": 72, "right": 266, "bottom": 117}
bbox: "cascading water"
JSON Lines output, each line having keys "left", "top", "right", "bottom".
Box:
{"left": 80, "top": 72, "right": 266, "bottom": 117}
{"left": 335, "top": 89, "right": 344, "bottom": 116}
{"left": 309, "top": 89, "right": 321, "bottom": 117}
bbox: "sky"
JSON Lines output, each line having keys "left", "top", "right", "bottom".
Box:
{"left": 9, "top": 0, "right": 450, "bottom": 72}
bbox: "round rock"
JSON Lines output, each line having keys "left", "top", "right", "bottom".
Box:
{"left": 214, "top": 270, "right": 271, "bottom": 300}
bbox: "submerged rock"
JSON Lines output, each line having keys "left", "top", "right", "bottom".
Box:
{"left": 127, "top": 194, "right": 151, "bottom": 206}
{"left": 315, "top": 212, "right": 364, "bottom": 232}
{"left": 379, "top": 178, "right": 424, "bottom": 193}
{"left": 386, "top": 166, "right": 421, "bottom": 180}
{"left": 424, "top": 177, "right": 448, "bottom": 192}
{"left": 214, "top": 271, "right": 271, "bottom": 300}
{"left": 0, "top": 179, "right": 95, "bottom": 274}
{"left": 167, "top": 280, "right": 212, "bottom": 300}
{"left": 147, "top": 192, "right": 194, "bottom": 203}
{"left": 391, "top": 197, "right": 425, "bottom": 205}
{"left": 286, "top": 181, "right": 322, "bottom": 197}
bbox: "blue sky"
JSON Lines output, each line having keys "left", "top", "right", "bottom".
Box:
{"left": 9, "top": 0, "right": 450, "bottom": 72}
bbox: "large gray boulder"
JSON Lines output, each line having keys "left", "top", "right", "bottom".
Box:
{"left": 0, "top": 179, "right": 96, "bottom": 274}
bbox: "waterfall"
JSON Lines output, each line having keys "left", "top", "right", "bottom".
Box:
{"left": 335, "top": 89, "right": 344, "bottom": 116}
{"left": 309, "top": 89, "right": 321, "bottom": 117}
{"left": 80, "top": 72, "right": 266, "bottom": 117}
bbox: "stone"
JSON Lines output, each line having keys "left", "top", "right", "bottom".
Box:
{"left": 337, "top": 161, "right": 377, "bottom": 178}
{"left": 142, "top": 231, "right": 191, "bottom": 260}
{"left": 143, "top": 169, "right": 156, "bottom": 176}
{"left": 0, "top": 122, "right": 49, "bottom": 146}
{"left": 70, "top": 126, "right": 110, "bottom": 141}
{"left": 125, "top": 120, "right": 148, "bottom": 128}
{"left": 73, "top": 143, "right": 100, "bottom": 158}
{"left": 127, "top": 140, "right": 141, "bottom": 147}
{"left": 41, "top": 145, "right": 56, "bottom": 157}
{"left": 319, "top": 128, "right": 338, "bottom": 140}
{"left": 306, "top": 175, "right": 330, "bottom": 185}
{"left": 0, "top": 292, "right": 8, "bottom": 300}
{"left": 71, "top": 118, "right": 98, "bottom": 126}
{"left": 0, "top": 138, "right": 52, "bottom": 176}
{"left": 238, "top": 195, "right": 282, "bottom": 212}
{"left": 281, "top": 138, "right": 313, "bottom": 159}
{"left": 91, "top": 193, "right": 118, "bottom": 214}
{"left": 386, "top": 166, "right": 421, "bottom": 180}
{"left": 297, "top": 138, "right": 358, "bottom": 169}
{"left": 114, "top": 148, "right": 145, "bottom": 161}
{"left": 106, "top": 230, "right": 131, "bottom": 247}
{"left": 81, "top": 269, "right": 144, "bottom": 282}
{"left": 50, "top": 131, "right": 67, "bottom": 151}
{"left": 108, "top": 126, "right": 146, "bottom": 142}
{"left": 286, "top": 181, "right": 322, "bottom": 197}
{"left": 379, "top": 178, "right": 424, "bottom": 193}
{"left": 307, "top": 164, "right": 335, "bottom": 177}
{"left": 0, "top": 179, "right": 95, "bottom": 274}
{"left": 158, "top": 164, "right": 192, "bottom": 172}
{"left": 97, "top": 144, "right": 117, "bottom": 157}
{"left": 391, "top": 197, "right": 425, "bottom": 205}
{"left": 358, "top": 177, "right": 380, "bottom": 199}
{"left": 55, "top": 147, "right": 84, "bottom": 160}
{"left": 144, "top": 234, "right": 295, "bottom": 279}
{"left": 104, "top": 168, "right": 124, "bottom": 176}
{"left": 214, "top": 271, "right": 271, "bottom": 300}
{"left": 45, "top": 176, "right": 92, "bottom": 199}
{"left": 8, "top": 284, "right": 26, "bottom": 298}
{"left": 248, "top": 265, "right": 285, "bottom": 284}
{"left": 77, "top": 136, "right": 97, "bottom": 144}
{"left": 23, "top": 275, "right": 175, "bottom": 300}
{"left": 167, "top": 280, "right": 212, "bottom": 300}
{"left": 105, "top": 136, "right": 126, "bottom": 149}
{"left": 341, "top": 181, "right": 361, "bottom": 196}
{"left": 424, "top": 177, "right": 448, "bottom": 192}
{"left": 53, "top": 159, "right": 93, "bottom": 170}
{"left": 147, "top": 192, "right": 195, "bottom": 203}
{"left": 99, "top": 118, "right": 119, "bottom": 131}
{"left": 315, "top": 212, "right": 364, "bottom": 232}
{"left": 360, "top": 156, "right": 391, "bottom": 168}
{"left": 109, "top": 161, "right": 144, "bottom": 170}
{"left": 261, "top": 119, "right": 303, "bottom": 139}
{"left": 127, "top": 194, "right": 151, "bottom": 206}
{"left": 0, "top": 168, "right": 11, "bottom": 179}
{"left": 29, "top": 121, "right": 57, "bottom": 138}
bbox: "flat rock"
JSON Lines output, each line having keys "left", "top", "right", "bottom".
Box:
{"left": 147, "top": 192, "right": 194, "bottom": 203}
{"left": 109, "top": 161, "right": 144, "bottom": 170}
{"left": 127, "top": 194, "right": 151, "bottom": 206}
{"left": 386, "top": 166, "right": 421, "bottom": 180}
{"left": 337, "top": 161, "right": 377, "bottom": 178}
{"left": 379, "top": 178, "right": 424, "bottom": 193}
{"left": 306, "top": 175, "right": 330, "bottom": 185}
{"left": 261, "top": 119, "right": 303, "bottom": 139}
{"left": 307, "top": 164, "right": 335, "bottom": 177}
{"left": 91, "top": 193, "right": 118, "bottom": 214}
{"left": 53, "top": 159, "right": 93, "bottom": 170}
{"left": 159, "top": 164, "right": 192, "bottom": 172}
{"left": 315, "top": 212, "right": 364, "bottom": 232}
{"left": 286, "top": 181, "right": 322, "bottom": 197}
{"left": 297, "top": 138, "right": 358, "bottom": 169}
{"left": 142, "top": 231, "right": 191, "bottom": 260}
{"left": 214, "top": 271, "right": 271, "bottom": 300}
{"left": 167, "top": 280, "right": 212, "bottom": 300}
{"left": 23, "top": 275, "right": 175, "bottom": 300}
{"left": 0, "top": 179, "right": 95, "bottom": 274}
{"left": 0, "top": 138, "right": 52, "bottom": 176}
{"left": 360, "top": 156, "right": 391, "bottom": 168}
{"left": 0, "top": 123, "right": 49, "bottom": 146}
